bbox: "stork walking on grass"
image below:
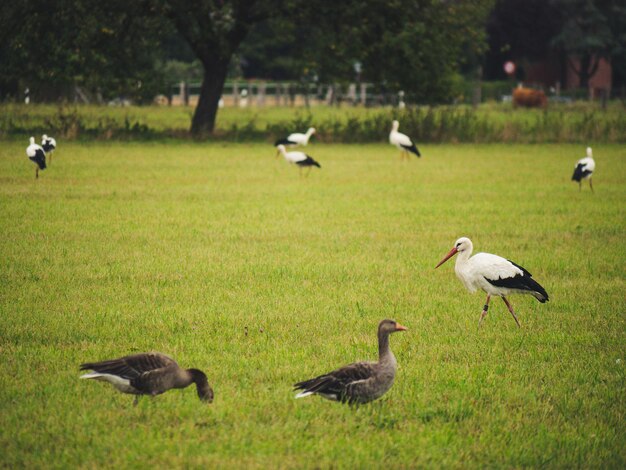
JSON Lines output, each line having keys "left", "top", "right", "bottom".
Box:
{"left": 276, "top": 144, "right": 321, "bottom": 176}
{"left": 26, "top": 137, "right": 46, "bottom": 179}
{"left": 41, "top": 134, "right": 57, "bottom": 165}
{"left": 435, "top": 237, "right": 549, "bottom": 328}
{"left": 572, "top": 147, "right": 595, "bottom": 192}
{"left": 389, "top": 120, "right": 420, "bottom": 159}
{"left": 274, "top": 127, "right": 316, "bottom": 155}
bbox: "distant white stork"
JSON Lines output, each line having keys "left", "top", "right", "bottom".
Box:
{"left": 41, "top": 134, "right": 57, "bottom": 165}
{"left": 389, "top": 120, "right": 420, "bottom": 159}
{"left": 276, "top": 144, "right": 321, "bottom": 176}
{"left": 26, "top": 137, "right": 46, "bottom": 179}
{"left": 274, "top": 127, "right": 316, "bottom": 155}
{"left": 572, "top": 147, "right": 595, "bottom": 192}
{"left": 435, "top": 237, "right": 549, "bottom": 328}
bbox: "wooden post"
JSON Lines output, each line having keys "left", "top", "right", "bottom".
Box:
{"left": 233, "top": 81, "right": 239, "bottom": 107}
{"left": 179, "top": 81, "right": 185, "bottom": 106}
{"left": 348, "top": 83, "right": 357, "bottom": 105}
{"left": 360, "top": 83, "right": 367, "bottom": 105}
{"left": 257, "top": 82, "right": 266, "bottom": 107}
{"left": 303, "top": 83, "right": 310, "bottom": 108}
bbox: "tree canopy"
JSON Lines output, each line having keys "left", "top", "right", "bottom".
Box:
{"left": 484, "top": 0, "right": 626, "bottom": 87}
{"left": 0, "top": 0, "right": 169, "bottom": 102}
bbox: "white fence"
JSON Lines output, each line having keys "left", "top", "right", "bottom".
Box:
{"left": 168, "top": 81, "right": 403, "bottom": 107}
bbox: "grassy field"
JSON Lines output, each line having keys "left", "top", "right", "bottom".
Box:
{"left": 2, "top": 102, "right": 625, "bottom": 143}
{"left": 0, "top": 140, "right": 624, "bottom": 468}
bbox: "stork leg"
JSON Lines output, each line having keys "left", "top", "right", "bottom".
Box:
{"left": 589, "top": 177, "right": 594, "bottom": 193}
{"left": 479, "top": 294, "right": 491, "bottom": 327}
{"left": 578, "top": 181, "right": 582, "bottom": 192}
{"left": 48, "top": 153, "right": 52, "bottom": 166}
{"left": 501, "top": 297, "right": 521, "bottom": 328}
{"left": 306, "top": 167, "right": 312, "bottom": 177}
{"left": 35, "top": 167, "right": 39, "bottom": 179}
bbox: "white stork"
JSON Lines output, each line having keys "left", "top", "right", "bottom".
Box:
{"left": 435, "top": 237, "right": 549, "bottom": 328}
{"left": 26, "top": 136, "right": 46, "bottom": 179}
{"left": 41, "top": 134, "right": 57, "bottom": 165}
{"left": 274, "top": 127, "right": 316, "bottom": 155}
{"left": 572, "top": 147, "right": 595, "bottom": 192}
{"left": 276, "top": 144, "right": 321, "bottom": 176}
{"left": 389, "top": 120, "right": 420, "bottom": 159}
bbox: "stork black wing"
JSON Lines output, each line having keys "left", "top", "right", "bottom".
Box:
{"left": 572, "top": 163, "right": 592, "bottom": 182}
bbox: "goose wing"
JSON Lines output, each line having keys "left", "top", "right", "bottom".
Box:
{"left": 294, "top": 361, "right": 377, "bottom": 404}
{"left": 80, "top": 352, "right": 177, "bottom": 380}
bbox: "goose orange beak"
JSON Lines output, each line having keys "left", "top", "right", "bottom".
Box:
{"left": 395, "top": 323, "right": 408, "bottom": 331}
{"left": 435, "top": 247, "right": 458, "bottom": 268}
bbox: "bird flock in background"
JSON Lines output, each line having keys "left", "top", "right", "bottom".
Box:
{"left": 23, "top": 121, "right": 595, "bottom": 406}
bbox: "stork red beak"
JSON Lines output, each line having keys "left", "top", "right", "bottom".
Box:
{"left": 395, "top": 323, "right": 408, "bottom": 331}
{"left": 435, "top": 247, "right": 458, "bottom": 268}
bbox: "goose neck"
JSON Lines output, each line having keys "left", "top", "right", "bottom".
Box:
{"left": 378, "top": 330, "right": 393, "bottom": 362}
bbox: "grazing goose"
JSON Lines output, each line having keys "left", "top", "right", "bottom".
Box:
{"left": 435, "top": 237, "right": 549, "bottom": 328}
{"left": 41, "top": 134, "right": 57, "bottom": 165}
{"left": 26, "top": 137, "right": 46, "bottom": 178}
{"left": 572, "top": 147, "right": 595, "bottom": 192}
{"left": 389, "top": 120, "right": 421, "bottom": 159}
{"left": 294, "top": 319, "right": 407, "bottom": 405}
{"left": 274, "top": 127, "right": 316, "bottom": 153}
{"left": 80, "top": 352, "right": 214, "bottom": 405}
{"left": 276, "top": 144, "right": 321, "bottom": 176}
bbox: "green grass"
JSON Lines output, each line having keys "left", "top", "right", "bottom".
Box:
{"left": 1, "top": 141, "right": 624, "bottom": 468}
{"left": 2, "top": 102, "right": 625, "bottom": 143}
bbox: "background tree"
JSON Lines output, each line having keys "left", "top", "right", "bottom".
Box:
{"left": 160, "top": 0, "right": 283, "bottom": 135}
{"left": 0, "top": 0, "right": 168, "bottom": 102}
{"left": 355, "top": 0, "right": 495, "bottom": 103}
{"left": 550, "top": 0, "right": 626, "bottom": 88}
{"left": 484, "top": 0, "right": 626, "bottom": 89}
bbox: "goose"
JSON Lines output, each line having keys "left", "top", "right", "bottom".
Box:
{"left": 274, "top": 127, "right": 316, "bottom": 153}
{"left": 41, "top": 134, "right": 57, "bottom": 165}
{"left": 572, "top": 147, "right": 595, "bottom": 192}
{"left": 389, "top": 120, "right": 421, "bottom": 159}
{"left": 294, "top": 319, "right": 407, "bottom": 405}
{"left": 26, "top": 137, "right": 46, "bottom": 179}
{"left": 276, "top": 144, "right": 321, "bottom": 176}
{"left": 80, "top": 352, "right": 213, "bottom": 405}
{"left": 435, "top": 237, "right": 549, "bottom": 328}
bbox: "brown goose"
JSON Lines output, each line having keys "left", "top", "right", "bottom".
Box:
{"left": 294, "top": 319, "right": 407, "bottom": 405}
{"left": 80, "top": 352, "right": 213, "bottom": 405}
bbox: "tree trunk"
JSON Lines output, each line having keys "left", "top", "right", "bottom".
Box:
{"left": 191, "top": 59, "right": 230, "bottom": 136}
{"left": 579, "top": 54, "right": 592, "bottom": 89}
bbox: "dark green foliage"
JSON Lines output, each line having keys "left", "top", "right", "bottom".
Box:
{"left": 0, "top": 0, "right": 170, "bottom": 103}
{"left": 485, "top": 0, "right": 626, "bottom": 87}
